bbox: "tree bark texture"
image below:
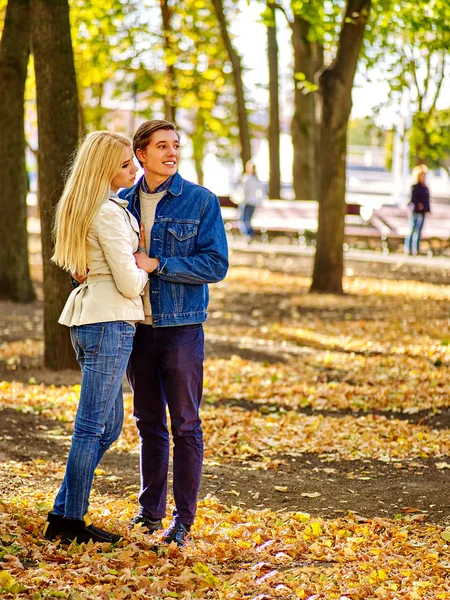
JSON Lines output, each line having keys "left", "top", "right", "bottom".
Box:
{"left": 31, "top": 0, "right": 79, "bottom": 369}
{"left": 267, "top": 3, "right": 281, "bottom": 199}
{"left": 290, "top": 15, "right": 323, "bottom": 200}
{"left": 0, "top": 0, "right": 35, "bottom": 302}
{"left": 160, "top": 0, "right": 177, "bottom": 124}
{"left": 212, "top": 0, "right": 251, "bottom": 169}
{"left": 311, "top": 0, "right": 371, "bottom": 294}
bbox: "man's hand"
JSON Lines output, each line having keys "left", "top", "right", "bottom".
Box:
{"left": 72, "top": 269, "right": 89, "bottom": 284}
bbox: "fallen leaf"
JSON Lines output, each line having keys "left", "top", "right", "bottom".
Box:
{"left": 435, "top": 462, "right": 450, "bottom": 469}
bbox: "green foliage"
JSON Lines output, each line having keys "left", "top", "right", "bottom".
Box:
{"left": 364, "top": 1, "right": 450, "bottom": 168}
{"left": 69, "top": 0, "right": 239, "bottom": 175}
{"left": 348, "top": 117, "right": 384, "bottom": 147}
{"left": 410, "top": 109, "right": 450, "bottom": 172}
{"left": 70, "top": 0, "right": 143, "bottom": 130}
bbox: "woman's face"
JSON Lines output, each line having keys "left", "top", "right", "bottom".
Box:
{"left": 418, "top": 172, "right": 426, "bottom": 185}
{"left": 111, "top": 145, "right": 138, "bottom": 192}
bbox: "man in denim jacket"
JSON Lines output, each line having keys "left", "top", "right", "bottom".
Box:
{"left": 118, "top": 120, "right": 228, "bottom": 546}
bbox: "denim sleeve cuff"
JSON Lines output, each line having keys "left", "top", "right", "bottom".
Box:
{"left": 155, "top": 257, "right": 168, "bottom": 276}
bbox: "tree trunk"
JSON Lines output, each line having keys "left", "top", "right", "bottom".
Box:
{"left": 160, "top": 0, "right": 177, "bottom": 124}
{"left": 290, "top": 15, "right": 323, "bottom": 200}
{"left": 0, "top": 0, "right": 35, "bottom": 302}
{"left": 31, "top": 0, "right": 79, "bottom": 369}
{"left": 194, "top": 156, "right": 204, "bottom": 187}
{"left": 310, "top": 0, "right": 371, "bottom": 294}
{"left": 212, "top": 0, "right": 251, "bottom": 169}
{"left": 267, "top": 3, "right": 281, "bottom": 199}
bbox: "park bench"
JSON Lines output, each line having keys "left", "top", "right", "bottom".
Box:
{"left": 219, "top": 197, "right": 384, "bottom": 249}
{"left": 220, "top": 195, "right": 450, "bottom": 254}
{"left": 372, "top": 205, "right": 450, "bottom": 253}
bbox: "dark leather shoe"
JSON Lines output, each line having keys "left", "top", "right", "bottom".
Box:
{"left": 162, "top": 522, "right": 190, "bottom": 547}
{"left": 44, "top": 513, "right": 121, "bottom": 543}
{"left": 129, "top": 515, "right": 163, "bottom": 534}
{"left": 43, "top": 512, "right": 65, "bottom": 541}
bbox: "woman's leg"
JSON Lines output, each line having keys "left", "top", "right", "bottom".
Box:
{"left": 405, "top": 213, "right": 415, "bottom": 255}
{"left": 412, "top": 213, "right": 425, "bottom": 255}
{"left": 52, "top": 322, "right": 134, "bottom": 519}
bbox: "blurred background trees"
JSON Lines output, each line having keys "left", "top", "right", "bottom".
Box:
{"left": 0, "top": 0, "right": 449, "bottom": 366}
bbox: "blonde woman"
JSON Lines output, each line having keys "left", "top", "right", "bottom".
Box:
{"left": 43, "top": 132, "right": 158, "bottom": 544}
{"left": 405, "top": 165, "right": 430, "bottom": 256}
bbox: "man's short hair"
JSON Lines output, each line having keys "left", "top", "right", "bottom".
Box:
{"left": 133, "top": 120, "right": 179, "bottom": 165}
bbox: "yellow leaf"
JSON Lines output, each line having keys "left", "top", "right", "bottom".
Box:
{"left": 0, "top": 571, "right": 16, "bottom": 590}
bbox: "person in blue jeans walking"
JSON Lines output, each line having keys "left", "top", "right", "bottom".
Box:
{"left": 119, "top": 120, "right": 228, "bottom": 546}
{"left": 43, "top": 132, "right": 159, "bottom": 544}
{"left": 236, "top": 160, "right": 265, "bottom": 239}
{"left": 405, "top": 165, "right": 431, "bottom": 256}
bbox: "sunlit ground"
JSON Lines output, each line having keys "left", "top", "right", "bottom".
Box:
{"left": 0, "top": 266, "right": 449, "bottom": 598}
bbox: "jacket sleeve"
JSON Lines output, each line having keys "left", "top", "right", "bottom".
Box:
{"left": 156, "top": 193, "right": 229, "bottom": 285}
{"left": 94, "top": 204, "right": 148, "bottom": 298}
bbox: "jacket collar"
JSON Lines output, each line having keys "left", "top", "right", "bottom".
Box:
{"left": 109, "top": 190, "right": 128, "bottom": 208}
{"left": 166, "top": 171, "right": 183, "bottom": 197}
{"left": 121, "top": 172, "right": 184, "bottom": 218}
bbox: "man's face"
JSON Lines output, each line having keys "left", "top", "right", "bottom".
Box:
{"left": 136, "top": 129, "right": 180, "bottom": 180}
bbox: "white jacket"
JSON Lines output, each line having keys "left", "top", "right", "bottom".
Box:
{"left": 239, "top": 174, "right": 265, "bottom": 206}
{"left": 59, "top": 195, "right": 147, "bottom": 327}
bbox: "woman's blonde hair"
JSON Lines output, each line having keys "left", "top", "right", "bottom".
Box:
{"left": 413, "top": 164, "right": 428, "bottom": 183}
{"left": 52, "top": 131, "right": 131, "bottom": 276}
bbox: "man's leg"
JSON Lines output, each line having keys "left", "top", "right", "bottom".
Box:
{"left": 246, "top": 205, "right": 256, "bottom": 237}
{"left": 127, "top": 324, "right": 169, "bottom": 521}
{"left": 157, "top": 325, "right": 204, "bottom": 527}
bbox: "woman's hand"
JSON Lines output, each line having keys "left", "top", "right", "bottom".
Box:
{"left": 72, "top": 269, "right": 89, "bottom": 284}
{"left": 137, "top": 223, "right": 146, "bottom": 253}
{"left": 134, "top": 252, "right": 159, "bottom": 273}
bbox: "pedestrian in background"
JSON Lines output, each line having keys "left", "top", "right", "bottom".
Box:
{"left": 405, "top": 164, "right": 430, "bottom": 256}
{"left": 236, "top": 160, "right": 265, "bottom": 240}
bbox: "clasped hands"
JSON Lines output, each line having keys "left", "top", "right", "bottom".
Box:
{"left": 72, "top": 224, "right": 159, "bottom": 283}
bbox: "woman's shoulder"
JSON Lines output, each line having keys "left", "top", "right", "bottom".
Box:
{"left": 92, "top": 200, "right": 128, "bottom": 230}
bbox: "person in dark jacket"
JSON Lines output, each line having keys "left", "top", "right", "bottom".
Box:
{"left": 404, "top": 165, "right": 430, "bottom": 256}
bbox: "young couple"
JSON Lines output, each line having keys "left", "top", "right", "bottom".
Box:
{"left": 43, "top": 120, "right": 228, "bottom": 547}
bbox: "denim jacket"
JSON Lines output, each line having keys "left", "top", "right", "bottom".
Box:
{"left": 118, "top": 173, "right": 228, "bottom": 327}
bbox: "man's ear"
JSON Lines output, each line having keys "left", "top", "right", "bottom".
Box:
{"left": 136, "top": 148, "right": 144, "bottom": 163}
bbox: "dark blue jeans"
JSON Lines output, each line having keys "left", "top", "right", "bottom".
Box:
{"left": 405, "top": 212, "right": 425, "bottom": 255}
{"left": 53, "top": 321, "right": 135, "bottom": 519}
{"left": 239, "top": 204, "right": 256, "bottom": 236}
{"left": 127, "top": 323, "right": 204, "bottom": 526}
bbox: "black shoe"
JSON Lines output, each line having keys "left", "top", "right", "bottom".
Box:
{"left": 43, "top": 512, "right": 65, "bottom": 541}
{"left": 129, "top": 515, "right": 163, "bottom": 534}
{"left": 44, "top": 513, "right": 121, "bottom": 544}
{"left": 162, "top": 522, "right": 190, "bottom": 547}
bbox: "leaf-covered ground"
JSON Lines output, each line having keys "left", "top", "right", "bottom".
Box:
{"left": 0, "top": 258, "right": 449, "bottom": 599}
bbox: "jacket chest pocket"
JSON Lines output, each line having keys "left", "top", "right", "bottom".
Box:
{"left": 166, "top": 223, "right": 198, "bottom": 257}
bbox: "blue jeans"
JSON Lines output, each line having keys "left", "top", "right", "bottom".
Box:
{"left": 52, "top": 321, "right": 135, "bottom": 519}
{"left": 127, "top": 323, "right": 204, "bottom": 527}
{"left": 405, "top": 212, "right": 425, "bottom": 255}
{"left": 239, "top": 204, "right": 256, "bottom": 237}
